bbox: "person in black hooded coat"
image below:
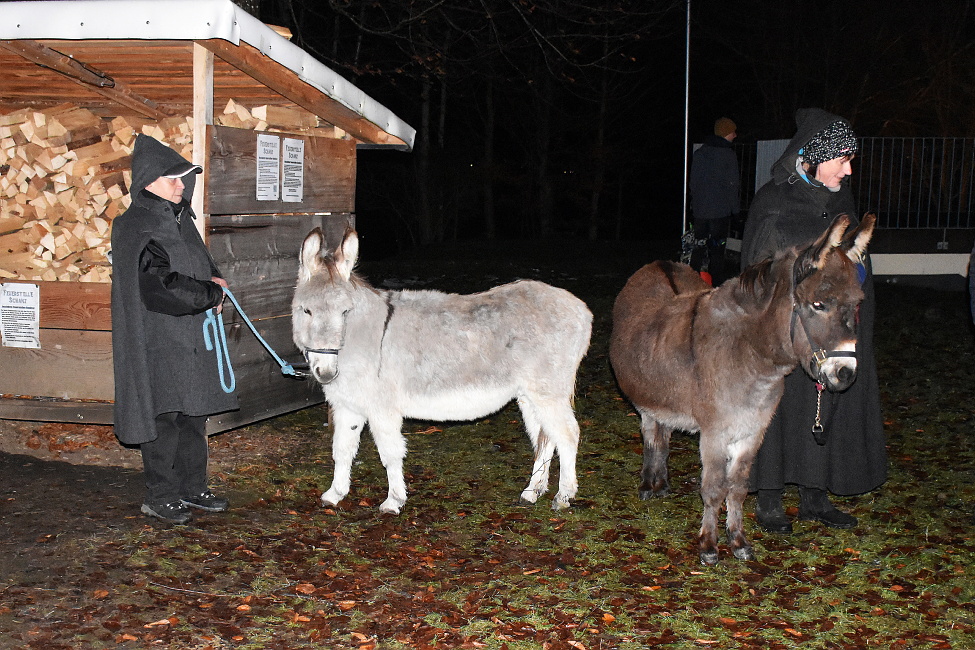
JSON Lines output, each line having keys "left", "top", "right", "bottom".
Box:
{"left": 111, "top": 134, "right": 238, "bottom": 524}
{"left": 740, "top": 108, "right": 887, "bottom": 534}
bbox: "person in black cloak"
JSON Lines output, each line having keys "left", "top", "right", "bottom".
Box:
{"left": 740, "top": 108, "right": 887, "bottom": 534}
{"left": 111, "top": 134, "right": 239, "bottom": 524}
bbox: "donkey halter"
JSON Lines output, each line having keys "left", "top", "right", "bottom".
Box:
{"left": 303, "top": 348, "right": 340, "bottom": 360}
{"left": 789, "top": 256, "right": 856, "bottom": 381}
{"left": 789, "top": 304, "right": 855, "bottom": 379}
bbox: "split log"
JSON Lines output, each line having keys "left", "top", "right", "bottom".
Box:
{"left": 1, "top": 100, "right": 347, "bottom": 282}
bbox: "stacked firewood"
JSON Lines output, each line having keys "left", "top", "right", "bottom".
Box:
{"left": 0, "top": 100, "right": 329, "bottom": 282}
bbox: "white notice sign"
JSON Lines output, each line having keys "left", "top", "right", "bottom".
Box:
{"left": 282, "top": 138, "right": 305, "bottom": 203}
{"left": 1, "top": 283, "right": 40, "bottom": 348}
{"left": 256, "top": 133, "right": 280, "bottom": 201}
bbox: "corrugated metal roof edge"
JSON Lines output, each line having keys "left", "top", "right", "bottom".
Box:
{"left": 0, "top": 0, "right": 415, "bottom": 151}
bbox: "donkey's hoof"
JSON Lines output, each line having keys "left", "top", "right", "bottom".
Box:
{"left": 320, "top": 491, "right": 342, "bottom": 507}
{"left": 378, "top": 497, "right": 405, "bottom": 514}
{"left": 519, "top": 490, "right": 541, "bottom": 505}
{"left": 699, "top": 549, "right": 720, "bottom": 566}
{"left": 550, "top": 495, "right": 572, "bottom": 510}
{"left": 732, "top": 545, "right": 755, "bottom": 562}
{"left": 639, "top": 487, "right": 669, "bottom": 500}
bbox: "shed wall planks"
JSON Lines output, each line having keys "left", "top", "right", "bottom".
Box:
{"left": 0, "top": 329, "right": 114, "bottom": 400}
{"left": 205, "top": 125, "right": 356, "bottom": 215}
{"left": 0, "top": 213, "right": 350, "bottom": 430}
{"left": 0, "top": 281, "right": 112, "bottom": 331}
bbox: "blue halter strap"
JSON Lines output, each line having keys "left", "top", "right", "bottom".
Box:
{"left": 203, "top": 287, "right": 307, "bottom": 394}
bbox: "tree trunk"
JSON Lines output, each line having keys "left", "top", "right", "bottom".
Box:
{"left": 587, "top": 38, "right": 609, "bottom": 241}
{"left": 416, "top": 78, "right": 434, "bottom": 244}
{"left": 535, "top": 76, "right": 554, "bottom": 238}
{"left": 482, "top": 78, "right": 496, "bottom": 239}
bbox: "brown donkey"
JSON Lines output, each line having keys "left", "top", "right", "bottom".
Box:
{"left": 609, "top": 214, "right": 875, "bottom": 565}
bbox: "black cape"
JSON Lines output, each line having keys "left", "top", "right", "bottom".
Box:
{"left": 110, "top": 135, "right": 238, "bottom": 445}
{"left": 740, "top": 108, "right": 887, "bottom": 495}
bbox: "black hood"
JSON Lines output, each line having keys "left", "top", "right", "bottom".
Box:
{"left": 130, "top": 134, "right": 198, "bottom": 202}
{"left": 770, "top": 108, "right": 852, "bottom": 184}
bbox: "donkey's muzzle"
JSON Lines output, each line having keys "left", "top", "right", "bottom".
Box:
{"left": 304, "top": 348, "right": 340, "bottom": 385}
{"left": 813, "top": 349, "right": 858, "bottom": 392}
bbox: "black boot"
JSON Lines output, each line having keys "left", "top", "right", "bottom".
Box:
{"left": 756, "top": 489, "right": 792, "bottom": 534}
{"left": 798, "top": 487, "right": 857, "bottom": 529}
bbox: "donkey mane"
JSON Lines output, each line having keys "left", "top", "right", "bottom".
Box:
{"left": 731, "top": 248, "right": 797, "bottom": 308}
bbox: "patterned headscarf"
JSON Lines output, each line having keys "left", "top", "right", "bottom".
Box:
{"left": 800, "top": 120, "right": 858, "bottom": 165}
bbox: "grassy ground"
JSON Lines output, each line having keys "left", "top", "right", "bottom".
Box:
{"left": 1, "top": 241, "right": 974, "bottom": 649}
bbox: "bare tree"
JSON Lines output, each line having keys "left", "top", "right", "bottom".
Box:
{"left": 690, "top": 1, "right": 975, "bottom": 138}
{"left": 271, "top": 0, "right": 681, "bottom": 243}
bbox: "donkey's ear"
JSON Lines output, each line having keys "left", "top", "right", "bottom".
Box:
{"left": 811, "top": 214, "right": 851, "bottom": 268}
{"left": 794, "top": 214, "right": 851, "bottom": 284}
{"left": 333, "top": 229, "right": 359, "bottom": 281}
{"left": 842, "top": 212, "right": 876, "bottom": 263}
{"left": 298, "top": 228, "right": 325, "bottom": 283}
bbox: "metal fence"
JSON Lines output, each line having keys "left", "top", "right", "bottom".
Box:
{"left": 854, "top": 138, "right": 975, "bottom": 229}
{"left": 737, "top": 137, "right": 975, "bottom": 230}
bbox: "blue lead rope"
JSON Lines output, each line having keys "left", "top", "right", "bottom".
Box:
{"left": 204, "top": 287, "right": 305, "bottom": 394}
{"left": 203, "top": 306, "right": 235, "bottom": 393}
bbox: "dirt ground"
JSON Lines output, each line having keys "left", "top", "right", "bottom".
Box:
{"left": 0, "top": 415, "right": 318, "bottom": 584}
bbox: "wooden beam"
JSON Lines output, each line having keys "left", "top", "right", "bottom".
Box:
{"left": 0, "top": 39, "right": 176, "bottom": 120}
{"left": 192, "top": 43, "right": 213, "bottom": 243}
{"left": 199, "top": 39, "right": 407, "bottom": 148}
{"left": 0, "top": 397, "right": 114, "bottom": 425}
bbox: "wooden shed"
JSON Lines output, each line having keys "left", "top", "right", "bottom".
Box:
{"left": 0, "top": 0, "right": 415, "bottom": 431}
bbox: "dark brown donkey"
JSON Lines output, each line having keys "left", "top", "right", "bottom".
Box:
{"left": 609, "top": 214, "right": 875, "bottom": 565}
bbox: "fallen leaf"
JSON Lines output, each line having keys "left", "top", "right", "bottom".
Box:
{"left": 92, "top": 589, "right": 109, "bottom": 599}
{"left": 338, "top": 600, "right": 357, "bottom": 610}
{"left": 296, "top": 583, "right": 316, "bottom": 594}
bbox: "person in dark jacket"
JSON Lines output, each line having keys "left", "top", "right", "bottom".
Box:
{"left": 111, "top": 134, "right": 239, "bottom": 524}
{"left": 689, "top": 117, "right": 740, "bottom": 285}
{"left": 740, "top": 108, "right": 887, "bottom": 534}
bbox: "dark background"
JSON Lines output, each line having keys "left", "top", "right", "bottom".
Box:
{"left": 240, "top": 0, "right": 975, "bottom": 257}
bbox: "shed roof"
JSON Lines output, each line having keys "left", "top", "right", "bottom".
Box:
{"left": 0, "top": 0, "right": 415, "bottom": 150}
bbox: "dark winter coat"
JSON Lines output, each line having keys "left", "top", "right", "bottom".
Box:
{"left": 689, "top": 134, "right": 740, "bottom": 221}
{"left": 740, "top": 108, "right": 887, "bottom": 495}
{"left": 110, "top": 135, "right": 238, "bottom": 445}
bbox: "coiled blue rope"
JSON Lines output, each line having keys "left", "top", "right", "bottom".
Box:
{"left": 203, "top": 287, "right": 303, "bottom": 394}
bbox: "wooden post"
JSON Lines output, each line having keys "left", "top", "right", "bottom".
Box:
{"left": 192, "top": 43, "right": 213, "bottom": 242}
